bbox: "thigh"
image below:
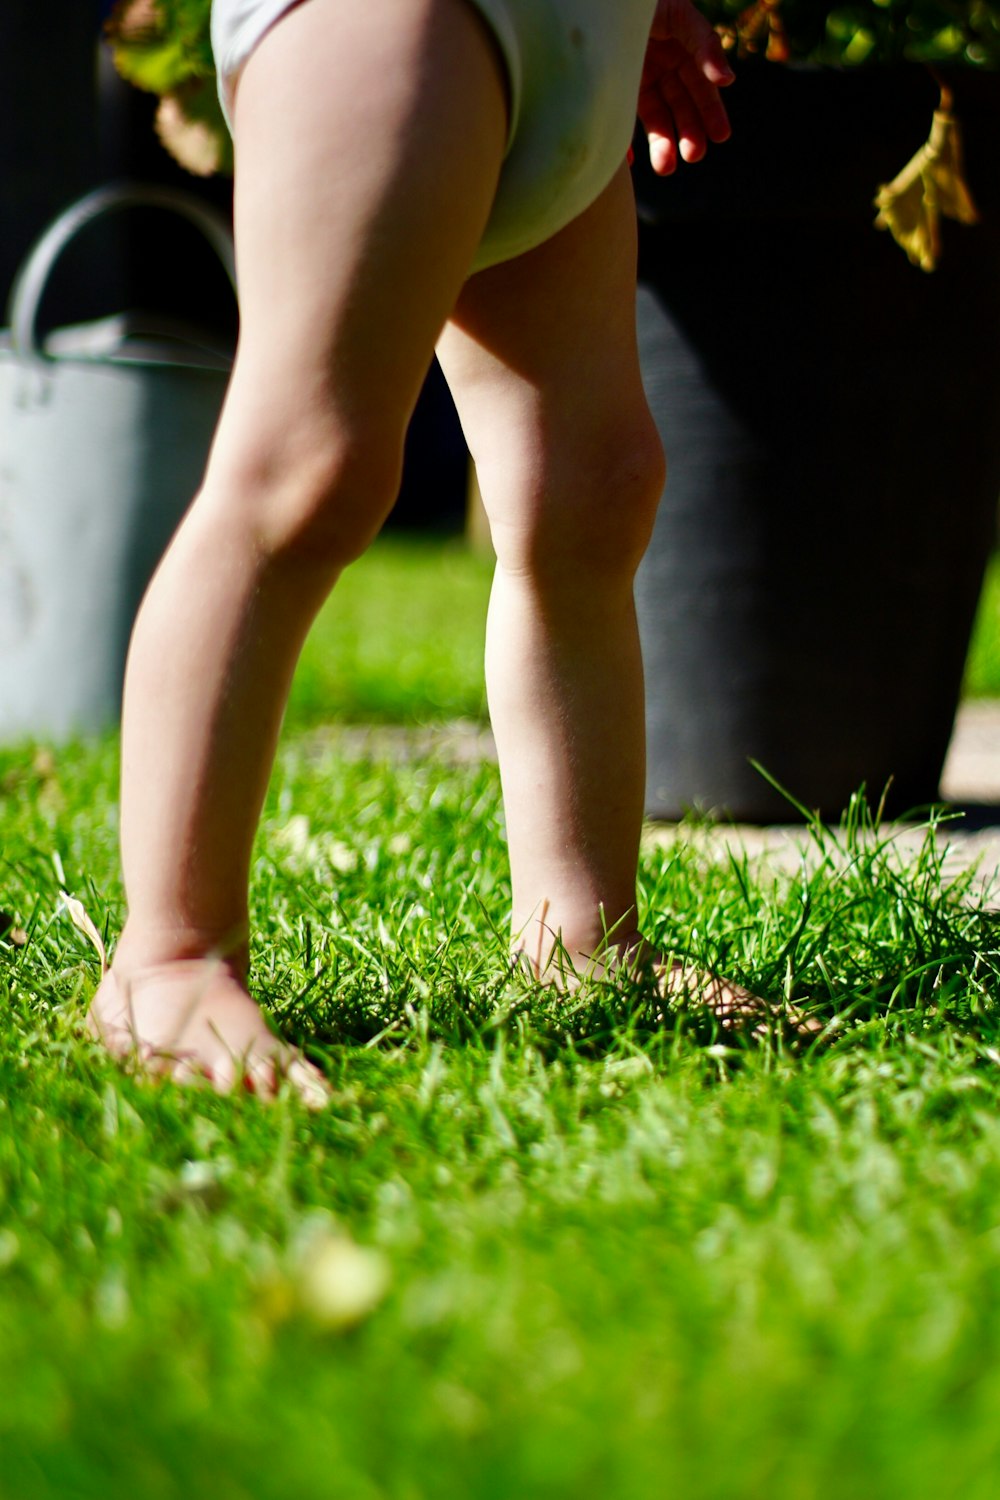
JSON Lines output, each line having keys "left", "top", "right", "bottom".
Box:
{"left": 209, "top": 0, "right": 509, "bottom": 472}
{"left": 437, "top": 164, "right": 655, "bottom": 530}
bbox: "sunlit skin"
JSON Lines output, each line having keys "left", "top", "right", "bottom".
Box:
{"left": 88, "top": 0, "right": 793, "bottom": 1104}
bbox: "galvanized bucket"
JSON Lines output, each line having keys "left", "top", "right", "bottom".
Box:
{"left": 0, "top": 182, "right": 236, "bottom": 741}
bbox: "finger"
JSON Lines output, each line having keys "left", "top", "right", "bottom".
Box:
{"left": 650, "top": 54, "right": 731, "bottom": 155}
{"left": 657, "top": 72, "right": 708, "bottom": 163}
{"left": 677, "top": 57, "right": 733, "bottom": 145}
{"left": 638, "top": 94, "right": 678, "bottom": 172}
{"left": 693, "top": 35, "right": 736, "bottom": 89}
{"left": 637, "top": 76, "right": 681, "bottom": 173}
{"left": 646, "top": 131, "right": 678, "bottom": 176}
{"left": 637, "top": 55, "right": 732, "bottom": 173}
{"left": 640, "top": 78, "right": 705, "bottom": 170}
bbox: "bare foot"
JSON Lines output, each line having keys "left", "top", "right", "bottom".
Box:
{"left": 87, "top": 960, "right": 330, "bottom": 1106}
{"left": 654, "top": 959, "right": 821, "bottom": 1039}
{"left": 516, "top": 936, "right": 820, "bottom": 1039}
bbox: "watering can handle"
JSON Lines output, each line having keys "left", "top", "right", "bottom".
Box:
{"left": 6, "top": 181, "right": 238, "bottom": 361}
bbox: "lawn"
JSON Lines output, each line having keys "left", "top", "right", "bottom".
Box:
{"left": 963, "top": 551, "right": 1000, "bottom": 700}
{"left": 286, "top": 534, "right": 493, "bottom": 726}
{"left": 4, "top": 535, "right": 1000, "bottom": 1499}
{"left": 290, "top": 534, "right": 1000, "bottom": 716}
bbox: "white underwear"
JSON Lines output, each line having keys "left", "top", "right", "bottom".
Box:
{"left": 210, "top": 0, "right": 655, "bottom": 270}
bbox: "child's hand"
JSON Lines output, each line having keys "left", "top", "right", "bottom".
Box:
{"left": 638, "top": 0, "right": 735, "bottom": 176}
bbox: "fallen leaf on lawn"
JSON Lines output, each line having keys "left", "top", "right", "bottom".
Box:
{"left": 60, "top": 893, "right": 108, "bottom": 975}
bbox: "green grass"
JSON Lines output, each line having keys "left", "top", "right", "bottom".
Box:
{"left": 290, "top": 533, "right": 1000, "bottom": 714}
{"left": 963, "top": 551, "right": 1000, "bottom": 699}
{"left": 287, "top": 534, "right": 493, "bottom": 726}
{"left": 5, "top": 535, "right": 1000, "bottom": 1498}
{"left": 5, "top": 732, "right": 1000, "bottom": 1499}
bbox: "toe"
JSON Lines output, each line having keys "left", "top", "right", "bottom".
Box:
{"left": 283, "top": 1055, "right": 332, "bottom": 1109}
{"left": 87, "top": 961, "right": 330, "bottom": 1102}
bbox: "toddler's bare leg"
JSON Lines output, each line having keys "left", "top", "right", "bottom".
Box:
{"left": 438, "top": 167, "right": 662, "bottom": 978}
{"left": 89, "top": 0, "right": 508, "bottom": 1094}
{"left": 439, "top": 170, "right": 802, "bottom": 1030}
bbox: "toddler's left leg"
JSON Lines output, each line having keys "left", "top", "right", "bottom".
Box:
{"left": 438, "top": 165, "right": 662, "bottom": 979}
{"left": 440, "top": 167, "right": 813, "bottom": 1033}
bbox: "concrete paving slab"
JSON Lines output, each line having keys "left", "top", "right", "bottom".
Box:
{"left": 940, "top": 700, "right": 1000, "bottom": 805}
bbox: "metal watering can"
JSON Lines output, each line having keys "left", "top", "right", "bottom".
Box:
{"left": 0, "top": 182, "right": 236, "bottom": 741}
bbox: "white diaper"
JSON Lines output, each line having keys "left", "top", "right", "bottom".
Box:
{"left": 210, "top": 0, "right": 655, "bottom": 270}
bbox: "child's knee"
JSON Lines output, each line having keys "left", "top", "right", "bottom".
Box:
{"left": 488, "top": 415, "right": 665, "bottom": 584}
{"left": 205, "top": 414, "right": 404, "bottom": 570}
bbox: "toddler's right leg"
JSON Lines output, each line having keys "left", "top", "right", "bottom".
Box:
{"left": 89, "top": 0, "right": 509, "bottom": 1096}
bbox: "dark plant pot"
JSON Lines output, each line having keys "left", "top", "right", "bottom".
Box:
{"left": 634, "top": 62, "right": 1000, "bottom": 821}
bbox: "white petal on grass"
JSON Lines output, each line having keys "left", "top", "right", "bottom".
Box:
{"left": 602, "top": 1055, "right": 654, "bottom": 1084}
{"left": 327, "top": 839, "right": 359, "bottom": 874}
{"left": 600, "top": 1053, "right": 654, "bottom": 1098}
{"left": 175, "top": 1158, "right": 233, "bottom": 1207}
{"left": 292, "top": 1226, "right": 391, "bottom": 1331}
{"left": 276, "top": 814, "right": 312, "bottom": 854}
{"left": 60, "top": 892, "right": 108, "bottom": 974}
{"left": 94, "top": 1269, "right": 130, "bottom": 1329}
